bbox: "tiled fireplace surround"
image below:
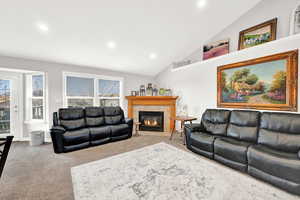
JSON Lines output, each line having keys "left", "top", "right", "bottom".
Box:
{"left": 134, "top": 105, "right": 170, "bottom": 134}
{"left": 126, "top": 96, "right": 178, "bottom": 135}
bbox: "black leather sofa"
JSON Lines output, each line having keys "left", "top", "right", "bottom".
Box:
{"left": 50, "top": 106, "right": 133, "bottom": 153}
{"left": 185, "top": 109, "right": 300, "bottom": 195}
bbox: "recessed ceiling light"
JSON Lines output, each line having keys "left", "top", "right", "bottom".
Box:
{"left": 149, "top": 53, "right": 157, "bottom": 60}
{"left": 107, "top": 41, "right": 116, "bottom": 49}
{"left": 197, "top": 0, "right": 207, "bottom": 8}
{"left": 36, "top": 22, "right": 49, "bottom": 33}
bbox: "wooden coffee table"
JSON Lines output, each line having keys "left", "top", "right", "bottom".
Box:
{"left": 169, "top": 116, "right": 197, "bottom": 144}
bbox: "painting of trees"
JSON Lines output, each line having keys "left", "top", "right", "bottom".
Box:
{"left": 218, "top": 50, "right": 298, "bottom": 111}
{"left": 269, "top": 71, "right": 286, "bottom": 94}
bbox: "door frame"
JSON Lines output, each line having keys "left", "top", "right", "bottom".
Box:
{"left": 0, "top": 72, "right": 23, "bottom": 140}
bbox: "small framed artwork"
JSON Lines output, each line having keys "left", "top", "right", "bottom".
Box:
{"left": 238, "top": 18, "right": 277, "bottom": 50}
{"left": 217, "top": 50, "right": 298, "bottom": 111}
{"left": 290, "top": 4, "right": 300, "bottom": 35}
{"left": 203, "top": 39, "right": 229, "bottom": 60}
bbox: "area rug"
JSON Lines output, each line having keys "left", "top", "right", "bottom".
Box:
{"left": 71, "top": 143, "right": 299, "bottom": 200}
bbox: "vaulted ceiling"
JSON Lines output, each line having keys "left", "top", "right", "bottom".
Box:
{"left": 0, "top": 0, "right": 262, "bottom": 76}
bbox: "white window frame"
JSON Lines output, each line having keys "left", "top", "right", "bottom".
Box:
{"left": 25, "top": 72, "right": 46, "bottom": 122}
{"left": 62, "top": 72, "right": 124, "bottom": 108}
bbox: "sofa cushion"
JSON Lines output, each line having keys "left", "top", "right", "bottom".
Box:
{"left": 248, "top": 145, "right": 300, "bottom": 183}
{"left": 227, "top": 110, "right": 260, "bottom": 143}
{"left": 214, "top": 137, "right": 251, "bottom": 164}
{"left": 104, "top": 107, "right": 124, "bottom": 125}
{"left": 258, "top": 112, "right": 300, "bottom": 153}
{"left": 85, "top": 107, "right": 105, "bottom": 127}
{"left": 63, "top": 128, "right": 90, "bottom": 146}
{"left": 110, "top": 124, "right": 130, "bottom": 137}
{"left": 59, "top": 108, "right": 86, "bottom": 130}
{"left": 189, "top": 132, "right": 216, "bottom": 153}
{"left": 89, "top": 126, "right": 110, "bottom": 140}
{"left": 201, "top": 109, "right": 230, "bottom": 136}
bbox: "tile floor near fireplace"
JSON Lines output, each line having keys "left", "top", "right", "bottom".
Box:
{"left": 139, "top": 111, "right": 164, "bottom": 132}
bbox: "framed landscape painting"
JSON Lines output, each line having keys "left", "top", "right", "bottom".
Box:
{"left": 238, "top": 18, "right": 277, "bottom": 50}
{"left": 217, "top": 50, "right": 298, "bottom": 111}
{"left": 203, "top": 39, "right": 229, "bottom": 60}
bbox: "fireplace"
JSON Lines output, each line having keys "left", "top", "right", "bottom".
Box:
{"left": 139, "top": 111, "right": 164, "bottom": 132}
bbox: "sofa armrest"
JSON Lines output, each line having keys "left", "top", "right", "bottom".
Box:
{"left": 50, "top": 126, "right": 66, "bottom": 133}
{"left": 125, "top": 118, "right": 133, "bottom": 127}
{"left": 298, "top": 150, "right": 300, "bottom": 159}
{"left": 50, "top": 126, "right": 66, "bottom": 153}
{"left": 184, "top": 123, "right": 203, "bottom": 132}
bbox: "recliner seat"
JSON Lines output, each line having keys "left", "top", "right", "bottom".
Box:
{"left": 185, "top": 109, "right": 231, "bottom": 159}
{"left": 247, "top": 112, "right": 300, "bottom": 195}
{"left": 50, "top": 106, "right": 133, "bottom": 153}
{"left": 214, "top": 110, "right": 260, "bottom": 172}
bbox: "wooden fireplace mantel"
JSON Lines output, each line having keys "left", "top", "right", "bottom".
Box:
{"left": 125, "top": 96, "right": 178, "bottom": 131}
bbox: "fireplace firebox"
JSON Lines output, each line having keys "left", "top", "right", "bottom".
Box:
{"left": 139, "top": 111, "right": 164, "bottom": 132}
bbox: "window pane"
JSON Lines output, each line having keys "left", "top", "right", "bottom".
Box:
{"left": 32, "top": 75, "right": 44, "bottom": 97}
{"left": 98, "top": 79, "right": 120, "bottom": 97}
{"left": 32, "top": 99, "right": 43, "bottom": 119}
{"left": 100, "top": 99, "right": 119, "bottom": 107}
{"left": 67, "top": 76, "right": 94, "bottom": 97}
{"left": 68, "top": 98, "right": 93, "bottom": 108}
{"left": 0, "top": 80, "right": 10, "bottom": 133}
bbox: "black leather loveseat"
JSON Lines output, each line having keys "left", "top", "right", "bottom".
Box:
{"left": 50, "top": 106, "right": 133, "bottom": 153}
{"left": 185, "top": 109, "right": 300, "bottom": 195}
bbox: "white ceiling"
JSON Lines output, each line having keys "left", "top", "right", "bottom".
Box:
{"left": 0, "top": 0, "right": 262, "bottom": 76}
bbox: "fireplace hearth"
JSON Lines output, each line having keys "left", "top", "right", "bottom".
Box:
{"left": 139, "top": 111, "right": 164, "bottom": 132}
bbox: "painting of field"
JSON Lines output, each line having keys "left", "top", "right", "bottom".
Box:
{"left": 220, "top": 59, "right": 287, "bottom": 104}
{"left": 203, "top": 39, "right": 229, "bottom": 60}
{"left": 243, "top": 25, "right": 272, "bottom": 48}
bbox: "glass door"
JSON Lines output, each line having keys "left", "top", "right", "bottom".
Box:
{"left": 0, "top": 73, "right": 21, "bottom": 138}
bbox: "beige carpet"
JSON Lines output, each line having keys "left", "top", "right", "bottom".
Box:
{"left": 0, "top": 135, "right": 185, "bottom": 200}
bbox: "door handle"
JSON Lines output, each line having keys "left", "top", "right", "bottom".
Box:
{"left": 13, "top": 105, "right": 18, "bottom": 112}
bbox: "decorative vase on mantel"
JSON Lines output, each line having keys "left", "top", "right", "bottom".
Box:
{"left": 140, "top": 85, "right": 145, "bottom": 96}
{"left": 146, "top": 83, "right": 153, "bottom": 96}
{"left": 153, "top": 85, "right": 158, "bottom": 96}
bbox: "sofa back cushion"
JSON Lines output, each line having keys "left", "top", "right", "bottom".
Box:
{"left": 59, "top": 108, "right": 86, "bottom": 131}
{"left": 104, "top": 107, "right": 124, "bottom": 125}
{"left": 227, "top": 110, "right": 260, "bottom": 143}
{"left": 201, "top": 109, "right": 231, "bottom": 135}
{"left": 85, "top": 107, "right": 105, "bottom": 127}
{"left": 258, "top": 112, "right": 300, "bottom": 153}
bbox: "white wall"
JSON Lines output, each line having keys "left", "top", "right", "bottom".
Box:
{"left": 0, "top": 55, "right": 155, "bottom": 138}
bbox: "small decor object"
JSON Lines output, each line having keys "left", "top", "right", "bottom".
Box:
{"left": 159, "top": 88, "right": 165, "bottom": 96}
{"left": 165, "top": 89, "right": 172, "bottom": 96}
{"left": 131, "top": 91, "right": 136, "bottom": 96}
{"left": 140, "top": 85, "right": 145, "bottom": 96}
{"left": 135, "top": 91, "right": 140, "bottom": 96}
{"left": 238, "top": 18, "right": 277, "bottom": 50}
{"left": 217, "top": 50, "right": 298, "bottom": 111}
{"left": 172, "top": 60, "right": 192, "bottom": 69}
{"left": 203, "top": 39, "right": 229, "bottom": 60}
{"left": 290, "top": 4, "right": 300, "bottom": 35}
{"left": 153, "top": 85, "right": 158, "bottom": 96}
{"left": 146, "top": 83, "right": 153, "bottom": 96}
